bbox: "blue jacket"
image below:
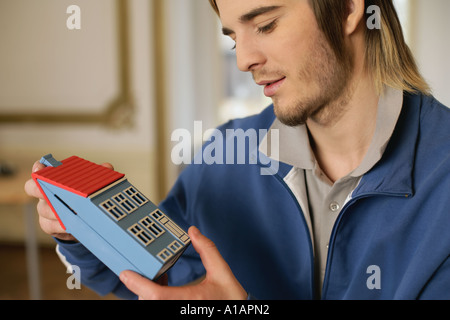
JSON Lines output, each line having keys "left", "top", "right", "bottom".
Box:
{"left": 58, "top": 92, "right": 450, "bottom": 300}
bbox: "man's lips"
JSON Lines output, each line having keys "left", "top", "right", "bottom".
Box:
{"left": 257, "top": 77, "right": 286, "bottom": 97}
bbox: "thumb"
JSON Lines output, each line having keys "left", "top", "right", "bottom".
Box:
{"left": 188, "top": 226, "right": 247, "bottom": 299}
{"left": 120, "top": 270, "right": 160, "bottom": 299}
{"left": 32, "top": 161, "right": 45, "bottom": 173}
{"left": 188, "top": 226, "right": 231, "bottom": 277}
{"left": 101, "top": 162, "right": 114, "bottom": 170}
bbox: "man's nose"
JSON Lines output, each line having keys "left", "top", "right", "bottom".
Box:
{"left": 235, "top": 37, "right": 266, "bottom": 72}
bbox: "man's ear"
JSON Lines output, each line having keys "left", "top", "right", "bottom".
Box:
{"left": 345, "top": 0, "right": 365, "bottom": 35}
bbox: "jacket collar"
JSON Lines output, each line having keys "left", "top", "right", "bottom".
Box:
{"left": 257, "top": 92, "right": 420, "bottom": 197}
{"left": 353, "top": 92, "right": 420, "bottom": 198}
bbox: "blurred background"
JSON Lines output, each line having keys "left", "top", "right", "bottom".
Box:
{"left": 0, "top": 0, "right": 448, "bottom": 300}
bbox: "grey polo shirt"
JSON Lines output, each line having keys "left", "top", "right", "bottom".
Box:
{"left": 260, "top": 86, "right": 403, "bottom": 295}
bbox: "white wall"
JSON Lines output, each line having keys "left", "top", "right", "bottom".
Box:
{"left": 163, "top": 0, "right": 222, "bottom": 187}
{"left": 410, "top": 0, "right": 450, "bottom": 107}
{"left": 0, "top": 0, "right": 157, "bottom": 197}
{"left": 0, "top": 0, "right": 158, "bottom": 244}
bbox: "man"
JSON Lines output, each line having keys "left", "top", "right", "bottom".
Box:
{"left": 25, "top": 0, "right": 450, "bottom": 299}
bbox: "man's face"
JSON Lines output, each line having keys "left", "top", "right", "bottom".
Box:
{"left": 217, "top": 0, "right": 353, "bottom": 126}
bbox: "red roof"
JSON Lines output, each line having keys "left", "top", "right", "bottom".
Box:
{"left": 32, "top": 156, "right": 125, "bottom": 198}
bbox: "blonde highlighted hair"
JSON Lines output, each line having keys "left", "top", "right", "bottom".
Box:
{"left": 208, "top": 0, "right": 430, "bottom": 95}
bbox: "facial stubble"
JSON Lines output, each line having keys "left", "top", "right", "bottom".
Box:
{"left": 273, "top": 31, "right": 355, "bottom": 127}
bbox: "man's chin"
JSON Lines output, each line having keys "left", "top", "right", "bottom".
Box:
{"left": 273, "top": 104, "right": 309, "bottom": 127}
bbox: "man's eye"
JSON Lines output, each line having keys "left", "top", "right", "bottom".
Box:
{"left": 257, "top": 19, "right": 278, "bottom": 34}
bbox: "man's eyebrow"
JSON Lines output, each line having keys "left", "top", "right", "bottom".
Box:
{"left": 222, "top": 27, "right": 234, "bottom": 36}
{"left": 240, "top": 5, "right": 282, "bottom": 23}
{"left": 221, "top": 5, "right": 282, "bottom": 36}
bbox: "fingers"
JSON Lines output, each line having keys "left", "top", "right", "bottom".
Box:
{"left": 32, "top": 160, "right": 45, "bottom": 173}
{"left": 121, "top": 227, "right": 247, "bottom": 300}
{"left": 24, "top": 161, "right": 46, "bottom": 199}
{"left": 24, "top": 158, "right": 114, "bottom": 242}
{"left": 100, "top": 163, "right": 114, "bottom": 170}
{"left": 121, "top": 270, "right": 201, "bottom": 300}
{"left": 189, "top": 227, "right": 247, "bottom": 299}
{"left": 120, "top": 270, "right": 184, "bottom": 300}
{"left": 120, "top": 271, "right": 158, "bottom": 299}
{"left": 25, "top": 159, "right": 76, "bottom": 242}
{"left": 188, "top": 226, "right": 231, "bottom": 277}
{"left": 24, "top": 178, "right": 44, "bottom": 199}
{"left": 36, "top": 198, "right": 75, "bottom": 241}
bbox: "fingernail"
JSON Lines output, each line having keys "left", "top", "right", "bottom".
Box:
{"left": 33, "top": 163, "right": 41, "bottom": 172}
{"left": 190, "top": 226, "right": 200, "bottom": 236}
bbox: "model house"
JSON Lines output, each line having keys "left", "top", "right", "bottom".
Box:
{"left": 32, "top": 154, "right": 190, "bottom": 280}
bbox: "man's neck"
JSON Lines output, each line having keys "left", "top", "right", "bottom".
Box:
{"left": 306, "top": 72, "right": 380, "bottom": 183}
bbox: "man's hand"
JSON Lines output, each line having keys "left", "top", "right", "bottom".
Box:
{"left": 24, "top": 160, "right": 114, "bottom": 242}
{"left": 120, "top": 226, "right": 248, "bottom": 300}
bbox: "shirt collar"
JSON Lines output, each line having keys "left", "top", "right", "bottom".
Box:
{"left": 260, "top": 86, "right": 404, "bottom": 178}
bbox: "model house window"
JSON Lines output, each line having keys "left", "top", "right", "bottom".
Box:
{"left": 128, "top": 223, "right": 154, "bottom": 247}
{"left": 124, "top": 186, "right": 149, "bottom": 206}
{"left": 151, "top": 210, "right": 190, "bottom": 244}
{"left": 168, "top": 240, "right": 182, "bottom": 254}
{"left": 100, "top": 199, "right": 127, "bottom": 221}
{"left": 139, "top": 216, "right": 165, "bottom": 239}
{"left": 113, "top": 193, "right": 138, "bottom": 214}
{"left": 157, "top": 240, "right": 183, "bottom": 262}
{"left": 100, "top": 186, "right": 148, "bottom": 221}
{"left": 157, "top": 248, "right": 173, "bottom": 262}
{"left": 151, "top": 209, "right": 164, "bottom": 221}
